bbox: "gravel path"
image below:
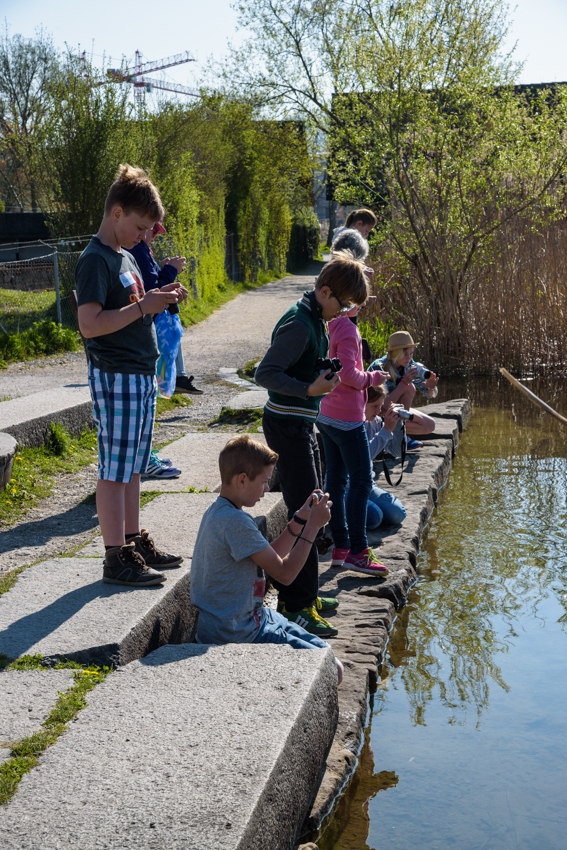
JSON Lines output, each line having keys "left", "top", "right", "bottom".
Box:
{"left": 0, "top": 265, "right": 321, "bottom": 577}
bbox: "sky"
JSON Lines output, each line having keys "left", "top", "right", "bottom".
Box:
{"left": 1, "top": 0, "right": 567, "bottom": 92}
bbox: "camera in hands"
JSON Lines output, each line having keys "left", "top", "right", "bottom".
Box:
{"left": 414, "top": 364, "right": 431, "bottom": 380}
{"left": 316, "top": 357, "right": 343, "bottom": 381}
{"left": 398, "top": 409, "right": 414, "bottom": 421}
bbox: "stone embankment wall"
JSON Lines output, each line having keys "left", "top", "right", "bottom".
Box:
{"left": 301, "top": 398, "right": 470, "bottom": 839}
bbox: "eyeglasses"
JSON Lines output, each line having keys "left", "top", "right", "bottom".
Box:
{"left": 330, "top": 291, "right": 353, "bottom": 312}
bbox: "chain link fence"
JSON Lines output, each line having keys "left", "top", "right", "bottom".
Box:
{"left": 0, "top": 250, "right": 83, "bottom": 335}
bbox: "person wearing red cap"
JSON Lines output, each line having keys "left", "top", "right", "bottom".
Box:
{"left": 127, "top": 222, "right": 204, "bottom": 396}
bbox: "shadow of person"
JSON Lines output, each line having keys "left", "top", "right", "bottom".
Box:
{"left": 0, "top": 573, "right": 162, "bottom": 662}
{"left": 0, "top": 498, "right": 99, "bottom": 558}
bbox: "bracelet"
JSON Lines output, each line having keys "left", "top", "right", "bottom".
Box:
{"left": 286, "top": 522, "right": 301, "bottom": 538}
{"left": 298, "top": 534, "right": 316, "bottom": 545}
{"left": 292, "top": 512, "right": 307, "bottom": 526}
{"left": 137, "top": 301, "right": 144, "bottom": 317}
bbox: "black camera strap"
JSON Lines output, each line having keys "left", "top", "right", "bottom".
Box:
{"left": 381, "top": 421, "right": 406, "bottom": 487}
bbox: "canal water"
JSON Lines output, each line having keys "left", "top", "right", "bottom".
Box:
{"left": 314, "top": 376, "right": 567, "bottom": 850}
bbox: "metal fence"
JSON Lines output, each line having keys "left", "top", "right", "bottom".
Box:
{"left": 0, "top": 250, "right": 82, "bottom": 336}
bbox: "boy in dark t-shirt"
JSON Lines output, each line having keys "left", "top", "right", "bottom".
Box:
{"left": 75, "top": 164, "right": 187, "bottom": 587}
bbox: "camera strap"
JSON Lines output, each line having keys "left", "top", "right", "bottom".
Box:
{"left": 381, "top": 421, "right": 406, "bottom": 487}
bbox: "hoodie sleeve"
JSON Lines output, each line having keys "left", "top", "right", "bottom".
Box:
{"left": 255, "top": 321, "right": 312, "bottom": 398}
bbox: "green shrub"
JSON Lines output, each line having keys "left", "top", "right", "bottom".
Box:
{"left": 46, "top": 422, "right": 71, "bottom": 456}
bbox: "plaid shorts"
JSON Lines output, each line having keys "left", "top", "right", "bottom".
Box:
{"left": 89, "top": 367, "right": 157, "bottom": 482}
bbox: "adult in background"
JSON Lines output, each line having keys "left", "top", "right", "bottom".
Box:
{"left": 331, "top": 208, "right": 378, "bottom": 245}
{"left": 370, "top": 331, "right": 438, "bottom": 450}
{"left": 127, "top": 222, "right": 204, "bottom": 396}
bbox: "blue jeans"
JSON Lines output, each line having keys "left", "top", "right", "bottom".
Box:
{"left": 175, "top": 344, "right": 186, "bottom": 377}
{"left": 317, "top": 421, "right": 372, "bottom": 553}
{"left": 366, "top": 484, "right": 406, "bottom": 529}
{"left": 253, "top": 608, "right": 330, "bottom": 650}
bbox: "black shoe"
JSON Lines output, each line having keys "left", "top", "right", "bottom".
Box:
{"left": 129, "top": 528, "right": 183, "bottom": 568}
{"left": 103, "top": 542, "right": 166, "bottom": 586}
{"left": 175, "top": 375, "right": 204, "bottom": 395}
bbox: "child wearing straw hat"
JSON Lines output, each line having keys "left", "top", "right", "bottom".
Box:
{"left": 370, "top": 331, "right": 438, "bottom": 450}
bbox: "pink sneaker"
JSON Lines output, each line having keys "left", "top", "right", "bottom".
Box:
{"left": 344, "top": 547, "right": 389, "bottom": 576}
{"left": 331, "top": 547, "right": 350, "bottom": 567}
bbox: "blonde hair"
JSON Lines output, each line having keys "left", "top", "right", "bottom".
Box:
{"left": 315, "top": 250, "right": 369, "bottom": 306}
{"left": 219, "top": 435, "right": 278, "bottom": 484}
{"left": 104, "top": 163, "right": 164, "bottom": 220}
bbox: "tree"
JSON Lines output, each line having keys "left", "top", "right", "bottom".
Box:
{"left": 0, "top": 27, "right": 58, "bottom": 210}
{"left": 31, "top": 51, "right": 143, "bottom": 235}
{"left": 219, "top": 0, "right": 567, "bottom": 369}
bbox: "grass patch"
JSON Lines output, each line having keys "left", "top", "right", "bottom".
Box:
{"left": 0, "top": 659, "right": 110, "bottom": 806}
{"left": 139, "top": 491, "right": 162, "bottom": 508}
{"left": 0, "top": 424, "right": 98, "bottom": 527}
{"left": 237, "top": 359, "right": 260, "bottom": 384}
{"left": 155, "top": 392, "right": 194, "bottom": 418}
{"left": 0, "top": 566, "right": 26, "bottom": 599}
{"left": 209, "top": 407, "right": 263, "bottom": 432}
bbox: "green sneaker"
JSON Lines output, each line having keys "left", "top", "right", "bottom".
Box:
{"left": 316, "top": 596, "right": 339, "bottom": 613}
{"left": 281, "top": 604, "right": 338, "bottom": 638}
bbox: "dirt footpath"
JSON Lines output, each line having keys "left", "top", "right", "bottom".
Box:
{"left": 0, "top": 267, "right": 321, "bottom": 400}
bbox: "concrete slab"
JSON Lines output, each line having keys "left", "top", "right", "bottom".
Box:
{"left": 78, "top": 492, "right": 287, "bottom": 559}
{"left": 0, "top": 386, "right": 92, "bottom": 447}
{"left": 0, "top": 669, "right": 74, "bottom": 743}
{"left": 0, "top": 557, "right": 194, "bottom": 667}
{"left": 0, "top": 643, "right": 339, "bottom": 850}
{"left": 420, "top": 398, "right": 472, "bottom": 430}
{"left": 226, "top": 389, "right": 269, "bottom": 410}
{"left": 142, "top": 432, "right": 267, "bottom": 493}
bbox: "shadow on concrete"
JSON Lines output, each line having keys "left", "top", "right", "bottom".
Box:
{"left": 0, "top": 579, "right": 162, "bottom": 660}
{"left": 0, "top": 501, "right": 99, "bottom": 556}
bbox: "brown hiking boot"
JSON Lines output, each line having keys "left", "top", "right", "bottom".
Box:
{"left": 103, "top": 542, "right": 166, "bottom": 586}
{"left": 129, "top": 528, "right": 183, "bottom": 569}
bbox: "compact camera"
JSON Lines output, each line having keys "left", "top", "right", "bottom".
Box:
{"left": 316, "top": 357, "right": 343, "bottom": 380}
{"left": 414, "top": 363, "right": 431, "bottom": 380}
{"left": 398, "top": 409, "right": 414, "bottom": 421}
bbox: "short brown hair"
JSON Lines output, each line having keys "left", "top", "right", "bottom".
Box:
{"left": 104, "top": 163, "right": 165, "bottom": 220}
{"left": 315, "top": 251, "right": 369, "bottom": 305}
{"left": 219, "top": 435, "right": 278, "bottom": 484}
{"left": 367, "top": 384, "right": 386, "bottom": 403}
{"left": 345, "top": 208, "right": 377, "bottom": 228}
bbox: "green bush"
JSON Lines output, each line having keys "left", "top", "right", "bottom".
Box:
{"left": 0, "top": 321, "right": 79, "bottom": 364}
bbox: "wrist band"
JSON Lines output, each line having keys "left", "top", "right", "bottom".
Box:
{"left": 286, "top": 523, "right": 301, "bottom": 538}
{"left": 137, "top": 301, "right": 144, "bottom": 317}
{"left": 292, "top": 512, "right": 307, "bottom": 526}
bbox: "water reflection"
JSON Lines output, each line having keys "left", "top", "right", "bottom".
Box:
{"left": 316, "top": 377, "right": 567, "bottom": 850}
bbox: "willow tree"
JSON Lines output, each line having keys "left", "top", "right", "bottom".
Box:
{"left": 220, "top": 0, "right": 567, "bottom": 369}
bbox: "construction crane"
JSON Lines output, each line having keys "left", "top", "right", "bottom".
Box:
{"left": 94, "top": 50, "right": 199, "bottom": 101}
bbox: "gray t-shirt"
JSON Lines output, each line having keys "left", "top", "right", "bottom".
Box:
{"left": 75, "top": 236, "right": 159, "bottom": 375}
{"left": 190, "top": 497, "right": 269, "bottom": 644}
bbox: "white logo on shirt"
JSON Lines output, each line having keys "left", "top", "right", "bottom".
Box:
{"left": 119, "top": 271, "right": 137, "bottom": 288}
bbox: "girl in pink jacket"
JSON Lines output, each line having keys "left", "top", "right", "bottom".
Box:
{"left": 318, "top": 305, "right": 390, "bottom": 575}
